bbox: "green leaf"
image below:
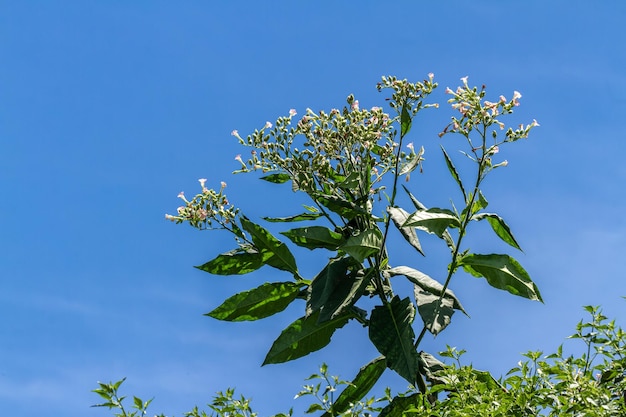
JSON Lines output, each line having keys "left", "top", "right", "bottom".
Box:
{"left": 281, "top": 226, "right": 344, "bottom": 250}
{"left": 399, "top": 146, "right": 424, "bottom": 176}
{"left": 387, "top": 207, "right": 424, "bottom": 256}
{"left": 401, "top": 185, "right": 427, "bottom": 211}
{"left": 401, "top": 104, "right": 412, "bottom": 136}
{"left": 260, "top": 173, "right": 291, "bottom": 184}
{"left": 378, "top": 393, "right": 422, "bottom": 417}
{"left": 459, "top": 253, "right": 542, "bottom": 302}
{"left": 403, "top": 208, "right": 461, "bottom": 238}
{"left": 384, "top": 266, "right": 466, "bottom": 314}
{"left": 418, "top": 351, "right": 446, "bottom": 384}
{"left": 322, "top": 357, "right": 387, "bottom": 417}
{"left": 207, "top": 282, "right": 301, "bottom": 321}
{"left": 369, "top": 296, "right": 420, "bottom": 384}
{"left": 263, "top": 212, "right": 323, "bottom": 222}
{"left": 312, "top": 193, "right": 369, "bottom": 220}
{"left": 262, "top": 310, "right": 352, "bottom": 365}
{"left": 415, "top": 290, "right": 455, "bottom": 335}
{"left": 441, "top": 145, "right": 466, "bottom": 201}
{"left": 340, "top": 227, "right": 382, "bottom": 263}
{"left": 195, "top": 247, "right": 268, "bottom": 275}
{"left": 473, "top": 213, "right": 522, "bottom": 251}
{"left": 307, "top": 257, "right": 371, "bottom": 322}
{"left": 305, "top": 403, "right": 325, "bottom": 413}
{"left": 240, "top": 216, "right": 299, "bottom": 275}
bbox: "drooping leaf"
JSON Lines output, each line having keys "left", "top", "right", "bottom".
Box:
{"left": 403, "top": 208, "right": 461, "bottom": 238}
{"left": 384, "top": 266, "right": 466, "bottom": 314}
{"left": 415, "top": 290, "right": 455, "bottom": 335}
{"left": 459, "top": 253, "right": 542, "bottom": 302}
{"left": 195, "top": 247, "right": 269, "bottom": 275}
{"left": 418, "top": 351, "right": 446, "bottom": 385}
{"left": 281, "top": 226, "right": 344, "bottom": 250}
{"left": 207, "top": 282, "right": 301, "bottom": 321}
{"left": 240, "top": 216, "right": 298, "bottom": 275}
{"left": 473, "top": 213, "right": 522, "bottom": 251}
{"left": 378, "top": 393, "right": 422, "bottom": 417}
{"left": 260, "top": 173, "right": 291, "bottom": 184}
{"left": 400, "top": 104, "right": 412, "bottom": 136}
{"left": 340, "top": 228, "right": 382, "bottom": 263}
{"left": 307, "top": 257, "right": 371, "bottom": 322}
{"left": 322, "top": 357, "right": 387, "bottom": 417}
{"left": 441, "top": 145, "right": 466, "bottom": 201}
{"left": 369, "top": 296, "right": 420, "bottom": 384}
{"left": 399, "top": 146, "right": 424, "bottom": 176}
{"left": 262, "top": 310, "right": 352, "bottom": 365}
{"left": 263, "top": 212, "right": 323, "bottom": 222}
{"left": 387, "top": 207, "right": 424, "bottom": 256}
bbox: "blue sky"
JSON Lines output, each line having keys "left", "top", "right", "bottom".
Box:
{"left": 1, "top": 1, "right": 626, "bottom": 416}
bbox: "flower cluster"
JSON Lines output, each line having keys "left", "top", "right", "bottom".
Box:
{"left": 165, "top": 179, "right": 238, "bottom": 230}
{"left": 441, "top": 76, "right": 539, "bottom": 143}
{"left": 376, "top": 74, "right": 439, "bottom": 116}
{"left": 230, "top": 91, "right": 423, "bottom": 202}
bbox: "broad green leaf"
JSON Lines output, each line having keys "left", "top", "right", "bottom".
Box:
{"left": 262, "top": 310, "right": 352, "bottom": 365}
{"left": 207, "top": 282, "right": 301, "bottom": 321}
{"left": 263, "top": 212, "right": 323, "bottom": 222}
{"left": 459, "top": 253, "right": 542, "bottom": 302}
{"left": 401, "top": 185, "right": 427, "bottom": 211}
{"left": 473, "top": 213, "right": 522, "bottom": 251}
{"left": 195, "top": 248, "right": 268, "bottom": 275}
{"left": 403, "top": 208, "right": 461, "bottom": 238}
{"left": 312, "top": 193, "right": 369, "bottom": 220}
{"left": 384, "top": 266, "right": 466, "bottom": 314}
{"left": 340, "top": 227, "right": 382, "bottom": 263}
{"left": 415, "top": 290, "right": 455, "bottom": 335}
{"left": 387, "top": 206, "right": 424, "bottom": 256}
{"left": 369, "top": 296, "right": 420, "bottom": 384}
{"left": 281, "top": 226, "right": 343, "bottom": 250}
{"left": 240, "top": 216, "right": 298, "bottom": 275}
{"left": 401, "top": 104, "right": 412, "bottom": 136}
{"left": 441, "top": 145, "right": 466, "bottom": 201}
{"left": 337, "top": 171, "right": 362, "bottom": 191}
{"left": 418, "top": 351, "right": 446, "bottom": 384}
{"left": 260, "top": 173, "right": 291, "bottom": 184}
{"left": 322, "top": 357, "right": 387, "bottom": 417}
{"left": 399, "top": 146, "right": 424, "bottom": 176}
{"left": 307, "top": 257, "right": 371, "bottom": 322}
{"left": 378, "top": 393, "right": 422, "bottom": 417}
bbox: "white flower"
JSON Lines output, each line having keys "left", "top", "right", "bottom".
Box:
{"left": 531, "top": 119, "right": 540, "bottom": 127}
{"left": 265, "top": 121, "right": 272, "bottom": 129}
{"left": 513, "top": 91, "right": 522, "bottom": 100}
{"left": 460, "top": 76, "right": 469, "bottom": 84}
{"left": 445, "top": 87, "right": 454, "bottom": 95}
{"left": 406, "top": 142, "right": 414, "bottom": 152}
{"left": 198, "top": 178, "right": 207, "bottom": 188}
{"left": 289, "top": 109, "right": 297, "bottom": 117}
{"left": 351, "top": 100, "right": 359, "bottom": 111}
{"left": 428, "top": 72, "right": 434, "bottom": 80}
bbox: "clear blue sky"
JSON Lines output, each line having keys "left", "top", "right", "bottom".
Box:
{"left": 1, "top": 2, "right": 626, "bottom": 416}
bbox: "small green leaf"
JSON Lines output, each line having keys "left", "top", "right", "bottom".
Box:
{"left": 262, "top": 310, "right": 352, "bottom": 365}
{"left": 473, "top": 213, "right": 522, "bottom": 251}
{"left": 401, "top": 104, "right": 412, "bottom": 136}
{"left": 415, "top": 290, "right": 455, "bottom": 335}
{"left": 441, "top": 145, "right": 466, "bottom": 201}
{"left": 369, "top": 296, "right": 420, "bottom": 384}
{"left": 459, "top": 253, "right": 542, "bottom": 302}
{"left": 403, "top": 208, "right": 461, "bottom": 237}
{"left": 384, "top": 266, "right": 466, "bottom": 314}
{"left": 387, "top": 206, "right": 424, "bottom": 256}
{"left": 305, "top": 403, "right": 325, "bottom": 413}
{"left": 340, "top": 228, "right": 382, "bottom": 263}
{"left": 322, "top": 357, "right": 387, "bottom": 417}
{"left": 281, "top": 226, "right": 344, "bottom": 250}
{"left": 378, "top": 393, "right": 422, "bottom": 417}
{"left": 312, "top": 193, "right": 369, "bottom": 220}
{"left": 240, "top": 216, "right": 299, "bottom": 275}
{"left": 260, "top": 173, "right": 291, "bottom": 183}
{"left": 207, "top": 282, "right": 301, "bottom": 321}
{"left": 263, "top": 212, "right": 323, "bottom": 222}
{"left": 195, "top": 248, "right": 268, "bottom": 275}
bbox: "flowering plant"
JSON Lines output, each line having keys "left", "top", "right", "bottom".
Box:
{"left": 166, "top": 74, "right": 540, "bottom": 413}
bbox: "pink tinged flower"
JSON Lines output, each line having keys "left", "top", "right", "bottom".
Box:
{"left": 371, "top": 106, "right": 381, "bottom": 112}
{"left": 197, "top": 209, "right": 208, "bottom": 220}
{"left": 351, "top": 100, "right": 359, "bottom": 111}
{"left": 499, "top": 95, "right": 506, "bottom": 103}
{"left": 491, "top": 146, "right": 499, "bottom": 154}
{"left": 235, "top": 154, "right": 244, "bottom": 164}
{"left": 497, "top": 121, "right": 505, "bottom": 130}
{"left": 220, "top": 181, "right": 227, "bottom": 189}
{"left": 265, "top": 121, "right": 272, "bottom": 129}
{"left": 445, "top": 87, "right": 454, "bottom": 95}
{"left": 531, "top": 119, "right": 540, "bottom": 127}
{"left": 177, "top": 206, "right": 185, "bottom": 214}
{"left": 428, "top": 72, "right": 434, "bottom": 80}
{"left": 513, "top": 91, "right": 522, "bottom": 100}
{"left": 289, "top": 109, "right": 297, "bottom": 117}
{"left": 165, "top": 214, "right": 177, "bottom": 221}
{"left": 460, "top": 76, "right": 469, "bottom": 84}
{"left": 177, "top": 192, "right": 185, "bottom": 200}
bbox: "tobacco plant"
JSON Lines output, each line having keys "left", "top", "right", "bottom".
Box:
{"left": 165, "top": 74, "right": 541, "bottom": 413}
